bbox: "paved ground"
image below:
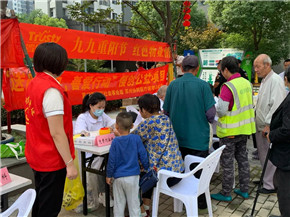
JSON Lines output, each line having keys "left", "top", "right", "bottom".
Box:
{"left": 56, "top": 138, "right": 280, "bottom": 217}
{"left": 5, "top": 110, "right": 281, "bottom": 217}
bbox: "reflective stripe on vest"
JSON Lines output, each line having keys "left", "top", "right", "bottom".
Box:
{"left": 217, "top": 77, "right": 256, "bottom": 138}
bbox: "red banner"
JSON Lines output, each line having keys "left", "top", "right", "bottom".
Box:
{"left": 1, "top": 19, "right": 25, "bottom": 68}
{"left": 19, "top": 23, "right": 172, "bottom": 62}
{"left": 2, "top": 66, "right": 168, "bottom": 111}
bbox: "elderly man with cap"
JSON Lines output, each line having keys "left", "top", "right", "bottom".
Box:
{"left": 163, "top": 55, "right": 216, "bottom": 214}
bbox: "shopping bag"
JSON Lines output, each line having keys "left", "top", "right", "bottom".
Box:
{"left": 0, "top": 141, "right": 25, "bottom": 159}
{"left": 139, "top": 169, "right": 159, "bottom": 194}
{"left": 62, "top": 153, "right": 85, "bottom": 211}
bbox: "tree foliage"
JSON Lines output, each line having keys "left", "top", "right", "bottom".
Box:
{"left": 129, "top": 1, "right": 207, "bottom": 44}
{"left": 180, "top": 23, "right": 223, "bottom": 52}
{"left": 18, "top": 9, "right": 68, "bottom": 28}
{"left": 67, "top": 59, "right": 110, "bottom": 73}
{"left": 207, "top": 1, "right": 290, "bottom": 64}
{"left": 67, "top": 0, "right": 207, "bottom": 50}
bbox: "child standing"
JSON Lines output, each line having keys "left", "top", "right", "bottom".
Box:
{"left": 106, "top": 112, "right": 149, "bottom": 217}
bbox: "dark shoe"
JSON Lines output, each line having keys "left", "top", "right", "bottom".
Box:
{"left": 253, "top": 180, "right": 262, "bottom": 185}
{"left": 258, "top": 188, "right": 276, "bottom": 194}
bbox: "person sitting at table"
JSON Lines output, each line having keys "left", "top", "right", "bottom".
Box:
{"left": 74, "top": 92, "right": 115, "bottom": 209}
{"left": 25, "top": 42, "right": 78, "bottom": 217}
{"left": 106, "top": 111, "right": 149, "bottom": 217}
{"left": 131, "top": 94, "right": 184, "bottom": 217}
{"left": 74, "top": 92, "right": 115, "bottom": 135}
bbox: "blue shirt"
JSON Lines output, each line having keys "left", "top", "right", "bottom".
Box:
{"left": 163, "top": 73, "right": 215, "bottom": 151}
{"left": 106, "top": 134, "right": 149, "bottom": 179}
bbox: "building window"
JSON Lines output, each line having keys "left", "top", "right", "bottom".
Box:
{"left": 112, "top": 0, "right": 118, "bottom": 4}
{"left": 50, "top": 8, "right": 54, "bottom": 17}
{"left": 63, "top": 8, "right": 67, "bottom": 16}
{"left": 99, "top": 0, "right": 110, "bottom": 6}
{"left": 112, "top": 13, "right": 118, "bottom": 20}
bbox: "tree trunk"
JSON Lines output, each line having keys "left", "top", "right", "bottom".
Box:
{"left": 165, "top": 1, "right": 172, "bottom": 45}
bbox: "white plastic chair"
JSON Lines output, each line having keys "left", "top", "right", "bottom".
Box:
{"left": 209, "top": 137, "right": 220, "bottom": 173}
{"left": 0, "top": 189, "right": 36, "bottom": 217}
{"left": 152, "top": 145, "right": 226, "bottom": 217}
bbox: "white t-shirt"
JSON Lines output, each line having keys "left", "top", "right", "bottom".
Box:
{"left": 43, "top": 88, "right": 64, "bottom": 118}
{"left": 74, "top": 111, "right": 115, "bottom": 135}
{"left": 42, "top": 72, "right": 64, "bottom": 118}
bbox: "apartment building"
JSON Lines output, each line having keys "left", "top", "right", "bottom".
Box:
{"left": 8, "top": 0, "right": 34, "bottom": 14}
{"left": 34, "top": 0, "right": 133, "bottom": 36}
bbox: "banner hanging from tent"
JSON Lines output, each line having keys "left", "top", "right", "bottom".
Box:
{"left": 2, "top": 65, "right": 168, "bottom": 111}
{"left": 19, "top": 23, "right": 172, "bottom": 62}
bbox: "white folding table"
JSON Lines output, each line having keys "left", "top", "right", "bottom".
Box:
{"left": 75, "top": 144, "right": 111, "bottom": 217}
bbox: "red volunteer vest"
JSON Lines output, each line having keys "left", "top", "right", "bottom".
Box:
{"left": 25, "top": 73, "right": 75, "bottom": 172}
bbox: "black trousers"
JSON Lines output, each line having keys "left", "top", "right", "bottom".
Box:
{"left": 179, "top": 147, "right": 209, "bottom": 210}
{"left": 32, "top": 168, "right": 66, "bottom": 217}
{"left": 273, "top": 168, "right": 290, "bottom": 217}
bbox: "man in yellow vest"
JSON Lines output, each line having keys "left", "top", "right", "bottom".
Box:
{"left": 211, "top": 56, "right": 256, "bottom": 202}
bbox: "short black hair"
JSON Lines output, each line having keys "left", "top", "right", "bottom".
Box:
{"left": 82, "top": 92, "right": 106, "bottom": 113}
{"left": 285, "top": 66, "right": 290, "bottom": 81}
{"left": 116, "top": 112, "right": 133, "bottom": 131}
{"left": 221, "top": 56, "right": 239, "bottom": 74}
{"left": 33, "top": 42, "right": 68, "bottom": 76}
{"left": 138, "top": 94, "right": 160, "bottom": 114}
{"left": 284, "top": 59, "right": 290, "bottom": 63}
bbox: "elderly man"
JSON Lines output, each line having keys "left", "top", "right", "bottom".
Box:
{"left": 254, "top": 54, "right": 286, "bottom": 194}
{"left": 156, "top": 85, "right": 167, "bottom": 112}
{"left": 173, "top": 53, "right": 185, "bottom": 78}
{"left": 163, "top": 55, "right": 216, "bottom": 213}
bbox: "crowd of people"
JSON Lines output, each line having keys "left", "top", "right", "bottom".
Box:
{"left": 24, "top": 42, "right": 289, "bottom": 217}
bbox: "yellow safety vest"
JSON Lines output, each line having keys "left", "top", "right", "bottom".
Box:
{"left": 217, "top": 77, "right": 256, "bottom": 138}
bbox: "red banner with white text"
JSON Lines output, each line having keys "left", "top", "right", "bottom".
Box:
{"left": 19, "top": 23, "right": 172, "bottom": 62}
{"left": 2, "top": 65, "right": 168, "bottom": 111}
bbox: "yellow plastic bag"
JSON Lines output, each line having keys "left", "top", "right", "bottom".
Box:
{"left": 62, "top": 151, "right": 84, "bottom": 210}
